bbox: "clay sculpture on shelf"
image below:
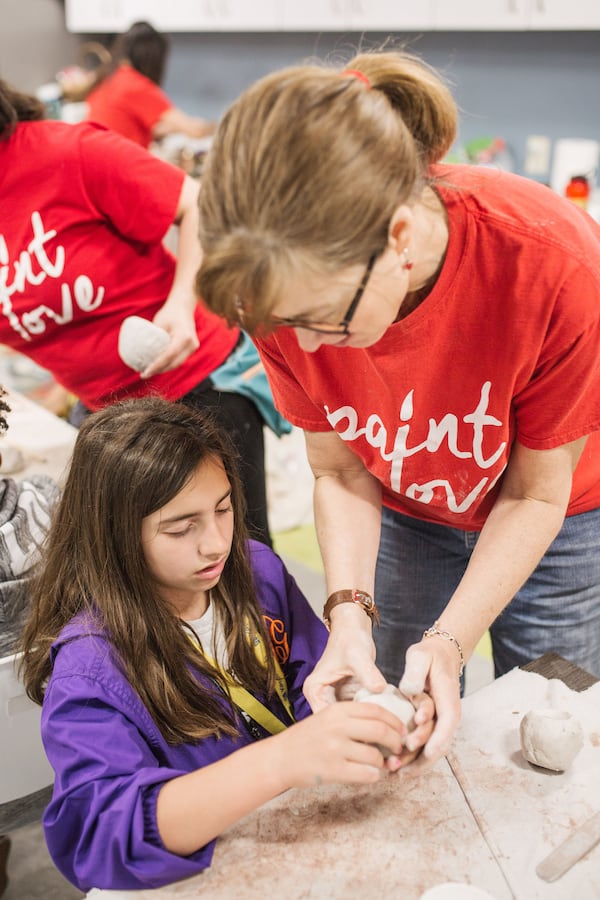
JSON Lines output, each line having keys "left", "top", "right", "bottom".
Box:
{"left": 118, "top": 316, "right": 170, "bottom": 373}
{"left": 519, "top": 708, "right": 584, "bottom": 772}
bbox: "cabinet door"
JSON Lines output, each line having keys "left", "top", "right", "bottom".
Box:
{"left": 65, "top": 0, "right": 129, "bottom": 32}
{"left": 283, "top": 0, "right": 350, "bottom": 30}
{"left": 527, "top": 0, "right": 600, "bottom": 29}
{"left": 348, "top": 0, "right": 434, "bottom": 30}
{"left": 66, "top": 0, "right": 283, "bottom": 32}
{"left": 432, "top": 0, "right": 528, "bottom": 30}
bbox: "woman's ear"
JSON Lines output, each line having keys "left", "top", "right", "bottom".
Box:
{"left": 387, "top": 205, "right": 414, "bottom": 254}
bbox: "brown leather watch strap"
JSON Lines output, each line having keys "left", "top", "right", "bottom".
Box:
{"left": 323, "top": 589, "right": 380, "bottom": 630}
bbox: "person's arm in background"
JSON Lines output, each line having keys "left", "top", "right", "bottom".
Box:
{"left": 152, "top": 107, "right": 216, "bottom": 142}
{"left": 300, "top": 428, "right": 435, "bottom": 764}
{"left": 142, "top": 175, "right": 202, "bottom": 378}
{"left": 401, "top": 435, "right": 587, "bottom": 770}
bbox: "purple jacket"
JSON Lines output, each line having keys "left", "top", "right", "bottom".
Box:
{"left": 41, "top": 541, "right": 327, "bottom": 891}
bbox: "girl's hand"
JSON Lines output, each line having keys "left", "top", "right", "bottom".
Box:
{"left": 274, "top": 701, "right": 409, "bottom": 790}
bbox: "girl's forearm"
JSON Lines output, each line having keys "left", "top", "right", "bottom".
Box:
{"left": 156, "top": 733, "right": 289, "bottom": 856}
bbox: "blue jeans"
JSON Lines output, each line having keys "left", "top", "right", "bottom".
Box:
{"left": 374, "top": 505, "right": 600, "bottom": 687}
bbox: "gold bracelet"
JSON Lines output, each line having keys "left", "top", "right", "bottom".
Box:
{"left": 323, "top": 589, "right": 380, "bottom": 630}
{"left": 423, "top": 620, "right": 465, "bottom": 676}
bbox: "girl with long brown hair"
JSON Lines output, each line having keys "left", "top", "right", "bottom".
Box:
{"left": 20, "top": 397, "right": 432, "bottom": 892}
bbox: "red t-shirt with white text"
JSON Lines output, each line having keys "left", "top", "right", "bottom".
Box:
{"left": 255, "top": 165, "right": 600, "bottom": 530}
{"left": 0, "top": 121, "right": 238, "bottom": 410}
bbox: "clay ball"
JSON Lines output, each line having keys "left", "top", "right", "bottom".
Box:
{"left": 520, "top": 708, "right": 584, "bottom": 772}
{"left": 355, "top": 684, "right": 416, "bottom": 758}
{"left": 118, "top": 316, "right": 170, "bottom": 373}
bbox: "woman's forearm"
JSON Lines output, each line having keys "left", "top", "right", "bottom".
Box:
{"left": 439, "top": 492, "right": 567, "bottom": 661}
{"left": 313, "top": 468, "right": 382, "bottom": 597}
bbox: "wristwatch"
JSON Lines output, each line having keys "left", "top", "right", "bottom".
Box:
{"left": 323, "top": 589, "right": 380, "bottom": 630}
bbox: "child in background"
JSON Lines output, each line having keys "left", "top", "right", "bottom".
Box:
{"left": 20, "top": 397, "right": 433, "bottom": 892}
{"left": 86, "top": 21, "right": 215, "bottom": 149}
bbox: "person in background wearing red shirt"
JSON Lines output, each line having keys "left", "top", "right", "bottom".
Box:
{"left": 0, "top": 79, "right": 272, "bottom": 546}
{"left": 86, "top": 21, "right": 215, "bottom": 149}
{"left": 196, "top": 49, "right": 600, "bottom": 767}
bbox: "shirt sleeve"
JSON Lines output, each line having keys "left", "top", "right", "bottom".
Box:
{"left": 76, "top": 122, "right": 185, "bottom": 247}
{"left": 514, "top": 262, "right": 600, "bottom": 449}
{"left": 41, "top": 675, "right": 216, "bottom": 891}
{"left": 254, "top": 335, "right": 332, "bottom": 432}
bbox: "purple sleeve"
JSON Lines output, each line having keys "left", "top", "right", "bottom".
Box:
{"left": 41, "top": 675, "right": 216, "bottom": 891}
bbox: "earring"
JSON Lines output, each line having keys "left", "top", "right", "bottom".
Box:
{"left": 401, "top": 247, "right": 414, "bottom": 271}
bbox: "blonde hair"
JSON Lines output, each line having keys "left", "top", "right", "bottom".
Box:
{"left": 197, "top": 50, "right": 457, "bottom": 333}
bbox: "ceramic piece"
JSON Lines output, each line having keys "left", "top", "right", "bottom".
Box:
{"left": 355, "top": 683, "right": 416, "bottom": 757}
{"left": 118, "top": 316, "right": 170, "bottom": 373}
{"left": 520, "top": 708, "right": 584, "bottom": 772}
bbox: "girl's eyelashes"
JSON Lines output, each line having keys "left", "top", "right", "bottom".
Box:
{"left": 216, "top": 505, "right": 233, "bottom": 516}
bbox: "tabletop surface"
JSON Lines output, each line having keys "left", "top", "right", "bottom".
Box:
{"left": 89, "top": 656, "right": 600, "bottom": 900}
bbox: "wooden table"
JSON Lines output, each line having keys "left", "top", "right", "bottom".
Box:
{"left": 89, "top": 657, "right": 599, "bottom": 900}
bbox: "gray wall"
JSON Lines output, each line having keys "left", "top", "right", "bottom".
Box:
{"left": 162, "top": 30, "right": 600, "bottom": 176}
{"left": 1, "top": 2, "right": 599, "bottom": 178}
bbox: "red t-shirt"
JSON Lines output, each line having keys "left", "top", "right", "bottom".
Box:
{"left": 0, "top": 121, "right": 238, "bottom": 410}
{"left": 255, "top": 165, "right": 600, "bottom": 530}
{"left": 86, "top": 65, "right": 171, "bottom": 148}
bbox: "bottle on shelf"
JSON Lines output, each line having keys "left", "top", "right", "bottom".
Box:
{"left": 565, "top": 174, "right": 590, "bottom": 209}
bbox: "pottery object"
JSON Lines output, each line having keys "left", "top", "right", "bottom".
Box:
{"left": 0, "top": 444, "right": 25, "bottom": 474}
{"left": 520, "top": 708, "right": 584, "bottom": 772}
{"left": 118, "top": 316, "right": 170, "bottom": 373}
{"left": 355, "top": 684, "right": 416, "bottom": 757}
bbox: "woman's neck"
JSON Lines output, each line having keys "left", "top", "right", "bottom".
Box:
{"left": 405, "top": 186, "right": 449, "bottom": 300}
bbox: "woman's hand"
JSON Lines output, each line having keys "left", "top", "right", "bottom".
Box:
{"left": 140, "top": 302, "right": 200, "bottom": 378}
{"left": 303, "top": 605, "right": 387, "bottom": 710}
{"left": 398, "top": 637, "right": 462, "bottom": 771}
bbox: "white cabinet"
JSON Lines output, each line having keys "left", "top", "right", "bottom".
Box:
{"left": 527, "top": 0, "right": 600, "bottom": 29}
{"left": 66, "top": 0, "right": 128, "bottom": 32}
{"left": 432, "top": 0, "right": 600, "bottom": 30}
{"left": 348, "top": 0, "right": 434, "bottom": 31}
{"left": 432, "top": 1, "right": 528, "bottom": 30}
{"left": 282, "top": 0, "right": 348, "bottom": 31}
{"left": 65, "top": 0, "right": 283, "bottom": 32}
{"left": 65, "top": 0, "right": 600, "bottom": 31}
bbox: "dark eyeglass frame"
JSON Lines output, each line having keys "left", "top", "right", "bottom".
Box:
{"left": 268, "top": 253, "right": 378, "bottom": 336}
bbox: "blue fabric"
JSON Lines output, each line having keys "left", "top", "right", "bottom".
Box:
{"left": 41, "top": 541, "right": 327, "bottom": 891}
{"left": 374, "top": 505, "right": 600, "bottom": 689}
{"left": 210, "top": 331, "right": 292, "bottom": 437}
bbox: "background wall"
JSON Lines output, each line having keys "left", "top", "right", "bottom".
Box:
{"left": 162, "top": 30, "right": 600, "bottom": 176}
{"left": 1, "top": 0, "right": 599, "bottom": 179}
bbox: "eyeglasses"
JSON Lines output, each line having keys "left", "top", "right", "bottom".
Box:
{"left": 268, "top": 253, "right": 378, "bottom": 336}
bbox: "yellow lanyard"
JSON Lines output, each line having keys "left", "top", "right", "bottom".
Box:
{"left": 188, "top": 627, "right": 295, "bottom": 736}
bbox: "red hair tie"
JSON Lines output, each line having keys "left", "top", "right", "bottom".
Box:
{"left": 341, "top": 69, "right": 371, "bottom": 89}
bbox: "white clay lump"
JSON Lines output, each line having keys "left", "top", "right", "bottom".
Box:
{"left": 118, "top": 316, "right": 170, "bottom": 373}
{"left": 355, "top": 684, "right": 416, "bottom": 757}
{"left": 520, "top": 708, "right": 584, "bottom": 772}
